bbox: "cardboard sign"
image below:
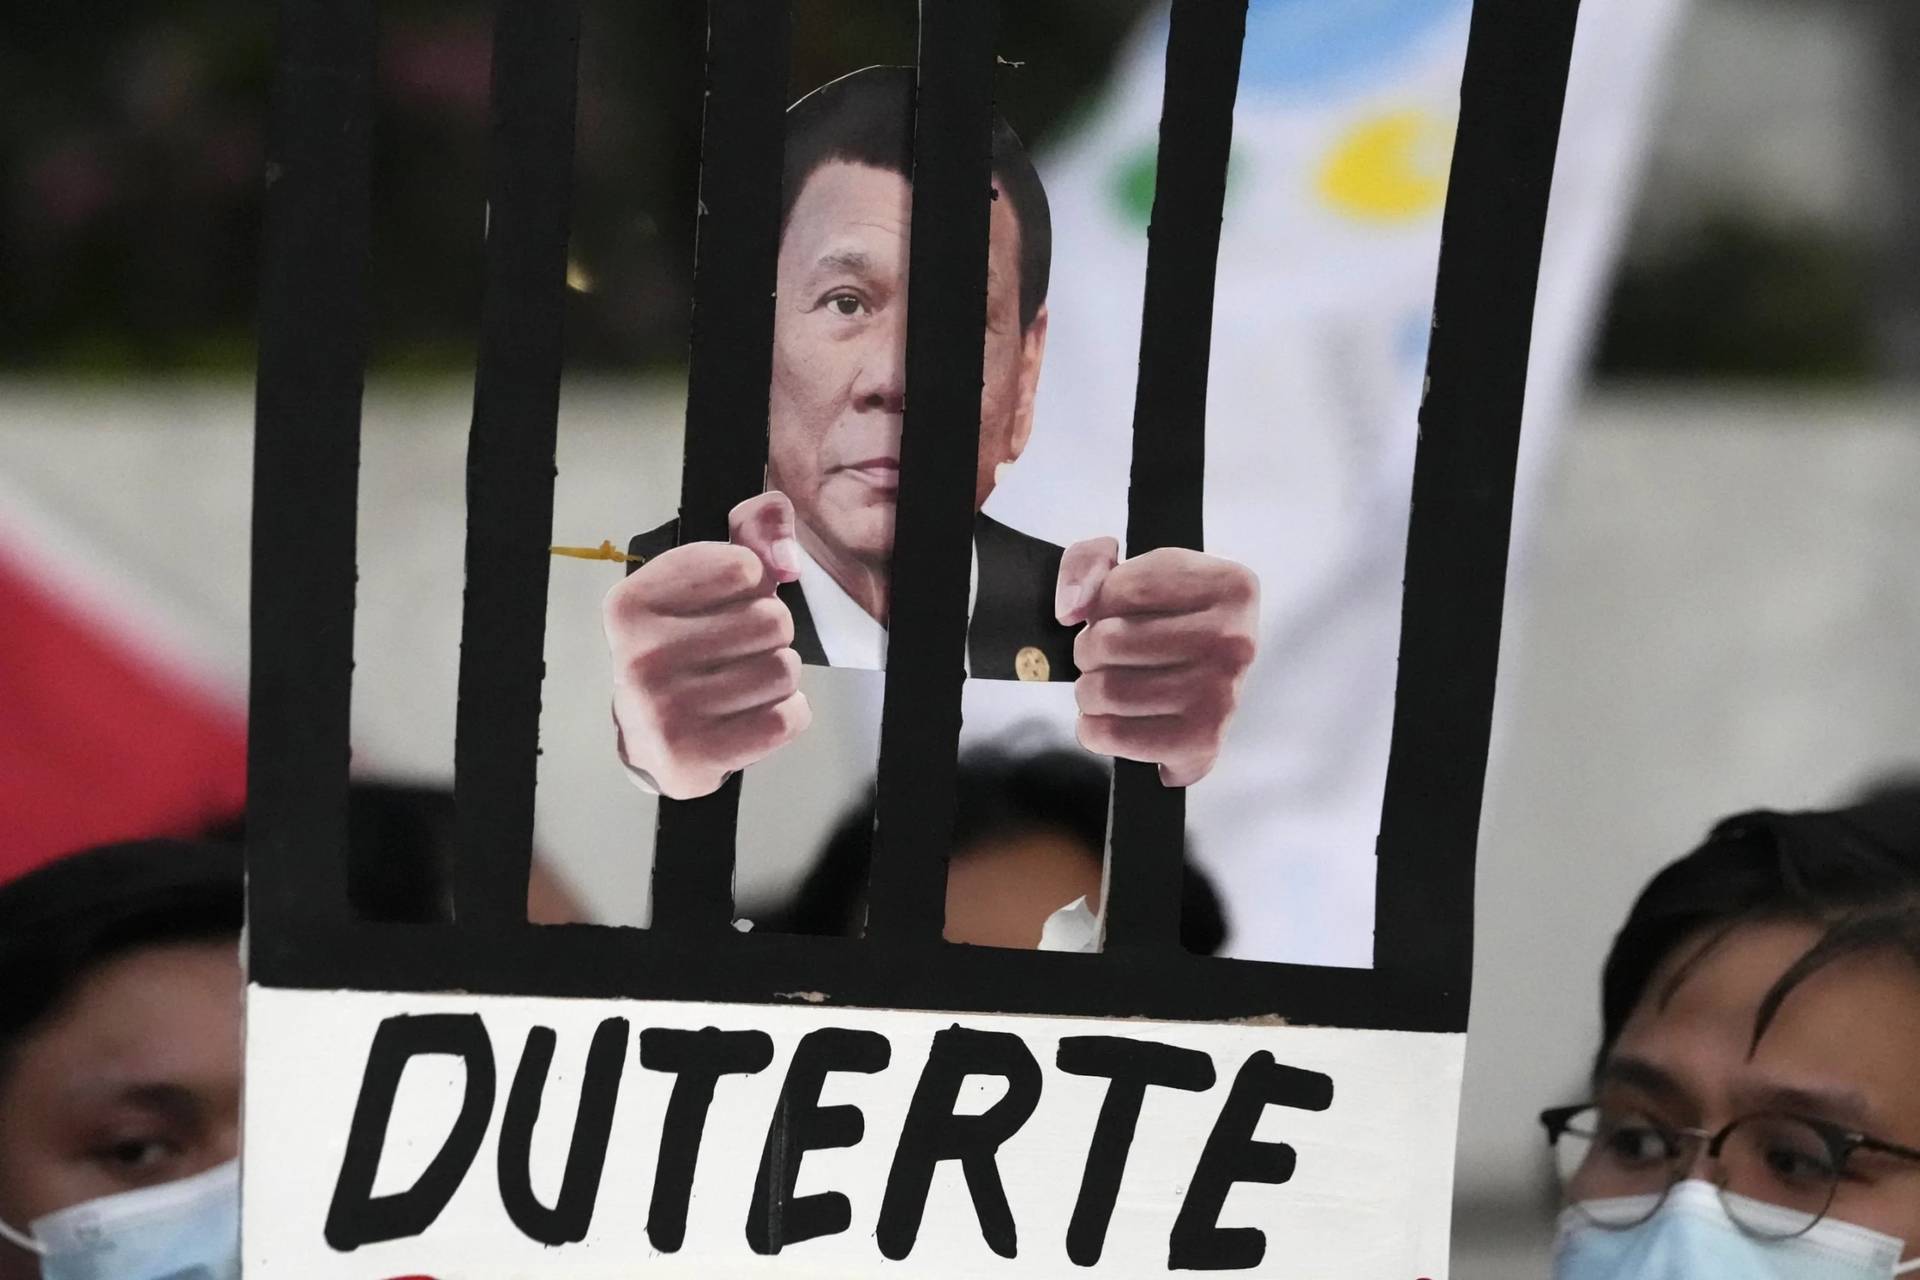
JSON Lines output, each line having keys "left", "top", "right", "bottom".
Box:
{"left": 244, "top": 0, "right": 1579, "bottom": 1274}
{"left": 248, "top": 992, "right": 1461, "bottom": 1275}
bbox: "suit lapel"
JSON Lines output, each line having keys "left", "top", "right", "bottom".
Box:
{"left": 970, "top": 515, "right": 1079, "bottom": 682}
{"left": 969, "top": 519, "right": 1022, "bottom": 679}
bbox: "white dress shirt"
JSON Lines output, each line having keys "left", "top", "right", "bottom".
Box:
{"left": 793, "top": 539, "right": 980, "bottom": 674}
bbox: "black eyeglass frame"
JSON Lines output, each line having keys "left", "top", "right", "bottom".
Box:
{"left": 1540, "top": 1102, "right": 1920, "bottom": 1238}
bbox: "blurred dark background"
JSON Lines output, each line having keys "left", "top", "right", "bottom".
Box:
{"left": 0, "top": 0, "right": 1155, "bottom": 375}
{"left": 6, "top": 0, "right": 1916, "bottom": 381}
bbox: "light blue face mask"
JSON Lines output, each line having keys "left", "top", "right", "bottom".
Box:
{"left": 0, "top": 1159, "right": 239, "bottom": 1280}
{"left": 1555, "top": 1179, "right": 1920, "bottom": 1280}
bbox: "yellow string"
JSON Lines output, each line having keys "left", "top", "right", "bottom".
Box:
{"left": 549, "top": 539, "right": 646, "bottom": 565}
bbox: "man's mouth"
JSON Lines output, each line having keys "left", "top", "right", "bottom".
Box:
{"left": 836, "top": 457, "right": 900, "bottom": 489}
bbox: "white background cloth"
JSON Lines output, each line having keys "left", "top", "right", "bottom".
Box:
{"left": 980, "top": 0, "right": 1687, "bottom": 964}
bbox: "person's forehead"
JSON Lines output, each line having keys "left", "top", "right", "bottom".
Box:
{"left": 1610, "top": 921, "right": 1920, "bottom": 1130}
{"left": 8, "top": 942, "right": 241, "bottom": 1095}
{"left": 1642, "top": 920, "right": 1822, "bottom": 1021}
{"left": 1613, "top": 920, "right": 1827, "bottom": 1068}
{"left": 782, "top": 161, "right": 911, "bottom": 256}
{"left": 780, "top": 159, "right": 1024, "bottom": 286}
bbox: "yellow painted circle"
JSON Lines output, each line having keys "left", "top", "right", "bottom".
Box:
{"left": 1317, "top": 109, "right": 1455, "bottom": 223}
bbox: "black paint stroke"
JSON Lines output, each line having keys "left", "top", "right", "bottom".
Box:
{"left": 861, "top": 0, "right": 1002, "bottom": 947}
{"left": 746, "top": 1027, "right": 891, "bottom": 1254}
{"left": 451, "top": 0, "right": 584, "bottom": 926}
{"left": 1166, "top": 1051, "right": 1333, "bottom": 1271}
{"left": 1057, "top": 1035, "right": 1216, "bottom": 1266}
{"left": 1371, "top": 0, "right": 1584, "bottom": 1024}
{"left": 639, "top": 1026, "right": 776, "bottom": 1252}
{"left": 256, "top": 916, "right": 1475, "bottom": 1030}
{"left": 877, "top": 1024, "right": 1041, "bottom": 1260}
{"left": 324, "top": 1014, "right": 496, "bottom": 1251}
{"left": 1105, "top": 0, "right": 1250, "bottom": 954}
{"left": 497, "top": 1018, "right": 629, "bottom": 1245}
{"left": 246, "top": 0, "right": 376, "bottom": 937}
{"left": 650, "top": 0, "right": 795, "bottom": 933}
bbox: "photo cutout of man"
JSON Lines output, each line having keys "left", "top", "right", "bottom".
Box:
{"left": 606, "top": 66, "right": 1259, "bottom": 801}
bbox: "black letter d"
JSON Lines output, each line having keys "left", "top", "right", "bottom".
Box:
{"left": 324, "top": 1013, "right": 497, "bottom": 1250}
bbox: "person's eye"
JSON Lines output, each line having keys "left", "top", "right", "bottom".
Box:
{"left": 1599, "top": 1121, "right": 1671, "bottom": 1167}
{"left": 1761, "top": 1142, "right": 1837, "bottom": 1187}
{"left": 822, "top": 291, "right": 867, "bottom": 318}
{"left": 93, "top": 1136, "right": 184, "bottom": 1177}
{"left": 1734, "top": 1116, "right": 1841, "bottom": 1190}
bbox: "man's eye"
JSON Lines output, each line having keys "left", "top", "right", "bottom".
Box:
{"left": 1600, "top": 1123, "right": 1671, "bottom": 1166}
{"left": 96, "top": 1138, "right": 181, "bottom": 1173}
{"left": 825, "top": 293, "right": 865, "bottom": 317}
{"left": 1760, "top": 1142, "right": 1836, "bottom": 1187}
{"left": 1734, "top": 1116, "right": 1841, "bottom": 1190}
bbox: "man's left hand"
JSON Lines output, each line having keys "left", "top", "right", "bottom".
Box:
{"left": 1055, "top": 538, "right": 1259, "bottom": 788}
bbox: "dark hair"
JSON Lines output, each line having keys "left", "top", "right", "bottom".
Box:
{"left": 769, "top": 747, "right": 1229, "bottom": 955}
{"left": 204, "top": 780, "right": 461, "bottom": 924}
{"left": 1598, "top": 780, "right": 1920, "bottom": 1071}
{"left": 781, "top": 65, "right": 1052, "bottom": 331}
{"left": 0, "top": 839, "right": 243, "bottom": 1065}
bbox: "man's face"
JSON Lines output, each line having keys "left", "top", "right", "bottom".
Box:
{"left": 0, "top": 941, "right": 241, "bottom": 1278}
{"left": 1588, "top": 920, "right": 1920, "bottom": 1256}
{"left": 767, "top": 160, "right": 1048, "bottom": 575}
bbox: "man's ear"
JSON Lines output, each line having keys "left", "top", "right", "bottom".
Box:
{"left": 1007, "top": 303, "right": 1048, "bottom": 463}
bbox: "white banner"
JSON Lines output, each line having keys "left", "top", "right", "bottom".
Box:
{"left": 974, "top": 0, "right": 1686, "bottom": 966}
{"left": 245, "top": 986, "right": 1463, "bottom": 1277}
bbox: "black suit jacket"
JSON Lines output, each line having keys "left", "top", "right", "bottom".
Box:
{"left": 627, "top": 513, "right": 1078, "bottom": 682}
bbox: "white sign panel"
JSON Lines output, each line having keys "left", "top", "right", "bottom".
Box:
{"left": 245, "top": 987, "right": 1463, "bottom": 1277}
{"left": 243, "top": 4, "right": 1582, "bottom": 1279}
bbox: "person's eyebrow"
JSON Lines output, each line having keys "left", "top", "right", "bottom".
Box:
{"left": 121, "top": 1082, "right": 205, "bottom": 1119}
{"left": 1596, "top": 1055, "right": 1691, "bottom": 1107}
{"left": 69, "top": 1079, "right": 207, "bottom": 1126}
{"left": 811, "top": 248, "right": 874, "bottom": 278}
{"left": 1742, "top": 1080, "right": 1876, "bottom": 1131}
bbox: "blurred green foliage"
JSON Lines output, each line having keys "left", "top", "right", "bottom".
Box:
{"left": 0, "top": 0, "right": 1152, "bottom": 374}
{"left": 2, "top": 1, "right": 1885, "bottom": 382}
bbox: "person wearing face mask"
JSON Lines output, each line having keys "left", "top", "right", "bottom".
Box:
{"left": 0, "top": 838, "right": 242, "bottom": 1280}
{"left": 1542, "top": 784, "right": 1920, "bottom": 1279}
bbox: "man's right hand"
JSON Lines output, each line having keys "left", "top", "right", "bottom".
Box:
{"left": 602, "top": 491, "right": 812, "bottom": 799}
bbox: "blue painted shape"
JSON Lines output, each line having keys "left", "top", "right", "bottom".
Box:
{"left": 1236, "top": 0, "right": 1470, "bottom": 100}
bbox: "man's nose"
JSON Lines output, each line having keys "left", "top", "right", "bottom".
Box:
{"left": 1675, "top": 1132, "right": 1718, "bottom": 1184}
{"left": 850, "top": 316, "right": 906, "bottom": 412}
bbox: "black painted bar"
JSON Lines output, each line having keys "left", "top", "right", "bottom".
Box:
{"left": 1372, "top": 0, "right": 1583, "bottom": 1023}
{"left": 247, "top": 0, "right": 377, "bottom": 936}
{"left": 649, "top": 0, "right": 793, "bottom": 933}
{"left": 450, "top": 0, "right": 585, "bottom": 926}
{"left": 862, "top": 0, "right": 1001, "bottom": 946}
{"left": 1104, "top": 0, "right": 1248, "bottom": 954}
{"left": 251, "top": 917, "right": 1461, "bottom": 1032}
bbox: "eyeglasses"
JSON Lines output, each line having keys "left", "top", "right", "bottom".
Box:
{"left": 1541, "top": 1102, "right": 1920, "bottom": 1239}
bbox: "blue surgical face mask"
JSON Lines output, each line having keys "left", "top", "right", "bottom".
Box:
{"left": 1555, "top": 1179, "right": 1920, "bottom": 1280}
{"left": 0, "top": 1159, "right": 239, "bottom": 1280}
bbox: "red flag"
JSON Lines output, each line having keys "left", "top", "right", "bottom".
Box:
{"left": 0, "top": 544, "right": 246, "bottom": 881}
